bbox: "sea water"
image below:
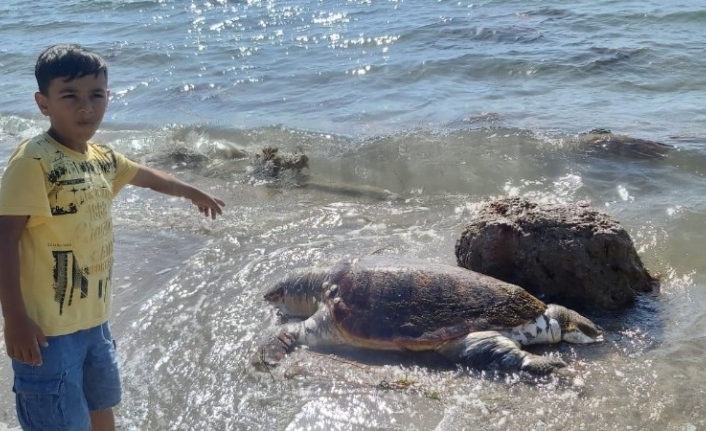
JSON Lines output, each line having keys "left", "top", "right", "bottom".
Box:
{"left": 1, "top": 1, "right": 705, "bottom": 430}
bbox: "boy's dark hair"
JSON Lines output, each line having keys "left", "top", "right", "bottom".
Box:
{"left": 35, "top": 44, "right": 108, "bottom": 95}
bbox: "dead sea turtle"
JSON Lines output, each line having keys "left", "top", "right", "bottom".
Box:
{"left": 254, "top": 256, "right": 602, "bottom": 375}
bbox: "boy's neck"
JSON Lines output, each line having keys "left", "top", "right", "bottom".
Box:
{"left": 47, "top": 128, "right": 89, "bottom": 154}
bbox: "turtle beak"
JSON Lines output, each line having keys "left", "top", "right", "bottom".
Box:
{"left": 563, "top": 329, "right": 602, "bottom": 344}
{"left": 274, "top": 304, "right": 291, "bottom": 322}
{"left": 569, "top": 313, "right": 603, "bottom": 343}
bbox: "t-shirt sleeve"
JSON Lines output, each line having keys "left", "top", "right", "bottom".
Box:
{"left": 0, "top": 157, "right": 52, "bottom": 218}
{"left": 111, "top": 151, "right": 140, "bottom": 196}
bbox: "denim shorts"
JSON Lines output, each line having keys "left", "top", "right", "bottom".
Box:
{"left": 12, "top": 321, "right": 121, "bottom": 431}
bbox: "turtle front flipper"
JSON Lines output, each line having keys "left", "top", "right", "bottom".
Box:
{"left": 437, "top": 331, "right": 567, "bottom": 375}
{"left": 252, "top": 328, "right": 299, "bottom": 371}
{"left": 252, "top": 305, "right": 343, "bottom": 371}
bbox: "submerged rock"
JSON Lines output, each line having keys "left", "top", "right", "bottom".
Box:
{"left": 578, "top": 128, "right": 673, "bottom": 158}
{"left": 455, "top": 197, "right": 657, "bottom": 310}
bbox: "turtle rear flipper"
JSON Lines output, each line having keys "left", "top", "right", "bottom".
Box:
{"left": 438, "top": 331, "right": 567, "bottom": 375}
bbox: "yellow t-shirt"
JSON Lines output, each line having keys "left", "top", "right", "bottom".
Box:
{"left": 0, "top": 133, "right": 139, "bottom": 336}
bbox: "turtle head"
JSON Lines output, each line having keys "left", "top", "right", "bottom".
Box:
{"left": 545, "top": 304, "right": 603, "bottom": 344}
{"left": 264, "top": 268, "right": 329, "bottom": 319}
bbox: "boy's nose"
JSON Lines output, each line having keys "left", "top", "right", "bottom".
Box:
{"left": 78, "top": 100, "right": 94, "bottom": 114}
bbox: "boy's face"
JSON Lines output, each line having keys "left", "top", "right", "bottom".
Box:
{"left": 34, "top": 73, "right": 109, "bottom": 148}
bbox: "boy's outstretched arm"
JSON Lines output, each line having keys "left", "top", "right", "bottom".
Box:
{"left": 0, "top": 216, "right": 48, "bottom": 366}
{"left": 129, "top": 166, "right": 226, "bottom": 219}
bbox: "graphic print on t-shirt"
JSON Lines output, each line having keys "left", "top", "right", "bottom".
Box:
{"left": 48, "top": 148, "right": 116, "bottom": 216}
{"left": 46, "top": 146, "right": 117, "bottom": 315}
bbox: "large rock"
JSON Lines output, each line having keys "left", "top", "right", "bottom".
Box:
{"left": 455, "top": 197, "right": 657, "bottom": 310}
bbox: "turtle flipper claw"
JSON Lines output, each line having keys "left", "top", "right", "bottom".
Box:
{"left": 252, "top": 331, "right": 297, "bottom": 371}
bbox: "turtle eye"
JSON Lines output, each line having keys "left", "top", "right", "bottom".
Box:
{"left": 264, "top": 284, "right": 285, "bottom": 302}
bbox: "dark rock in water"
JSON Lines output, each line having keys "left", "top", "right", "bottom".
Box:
{"left": 166, "top": 146, "right": 210, "bottom": 165}
{"left": 578, "top": 128, "right": 673, "bottom": 158}
{"left": 253, "top": 146, "right": 309, "bottom": 177}
{"left": 455, "top": 197, "right": 657, "bottom": 310}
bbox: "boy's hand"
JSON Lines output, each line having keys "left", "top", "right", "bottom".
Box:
{"left": 190, "top": 191, "right": 225, "bottom": 220}
{"left": 3, "top": 314, "right": 48, "bottom": 366}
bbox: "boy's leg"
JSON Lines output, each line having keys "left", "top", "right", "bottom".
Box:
{"left": 89, "top": 408, "right": 116, "bottom": 431}
{"left": 12, "top": 331, "right": 91, "bottom": 431}
{"left": 83, "top": 322, "right": 121, "bottom": 431}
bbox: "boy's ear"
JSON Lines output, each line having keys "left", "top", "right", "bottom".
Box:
{"left": 34, "top": 92, "right": 50, "bottom": 116}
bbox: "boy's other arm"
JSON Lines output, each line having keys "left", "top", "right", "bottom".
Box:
{"left": 0, "top": 216, "right": 48, "bottom": 366}
{"left": 129, "top": 165, "right": 226, "bottom": 219}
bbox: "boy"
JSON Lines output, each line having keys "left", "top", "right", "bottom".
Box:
{"left": 0, "top": 44, "right": 225, "bottom": 430}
